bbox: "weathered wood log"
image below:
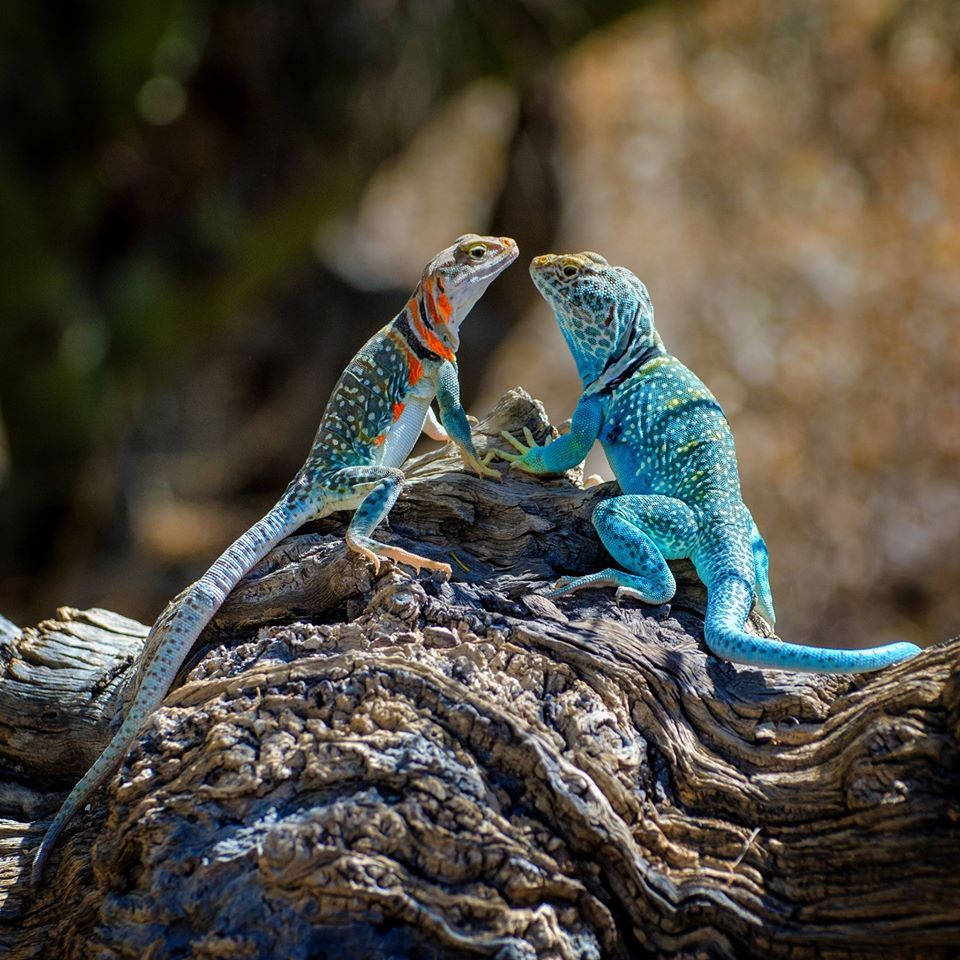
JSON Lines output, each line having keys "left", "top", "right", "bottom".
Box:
{"left": 1, "top": 391, "right": 957, "bottom": 959}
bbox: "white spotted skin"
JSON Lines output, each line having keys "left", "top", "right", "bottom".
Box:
{"left": 600, "top": 356, "right": 741, "bottom": 505}
{"left": 528, "top": 252, "right": 922, "bottom": 676}
{"left": 306, "top": 333, "right": 467, "bottom": 479}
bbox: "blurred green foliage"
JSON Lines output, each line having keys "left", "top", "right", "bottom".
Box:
{"left": 0, "top": 0, "right": 644, "bottom": 619}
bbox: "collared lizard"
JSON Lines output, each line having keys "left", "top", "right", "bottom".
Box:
{"left": 499, "top": 251, "right": 921, "bottom": 675}
{"left": 31, "top": 233, "right": 518, "bottom": 884}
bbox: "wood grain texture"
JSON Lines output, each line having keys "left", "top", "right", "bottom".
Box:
{"left": 1, "top": 391, "right": 957, "bottom": 959}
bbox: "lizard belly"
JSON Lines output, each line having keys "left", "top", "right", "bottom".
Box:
{"left": 601, "top": 440, "right": 658, "bottom": 495}
{"left": 378, "top": 396, "right": 431, "bottom": 469}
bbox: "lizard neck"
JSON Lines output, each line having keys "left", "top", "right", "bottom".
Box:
{"left": 584, "top": 329, "right": 668, "bottom": 397}
{"left": 398, "top": 279, "right": 459, "bottom": 362}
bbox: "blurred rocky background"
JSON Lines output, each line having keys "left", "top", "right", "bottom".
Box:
{"left": 2, "top": 0, "right": 958, "bottom": 652}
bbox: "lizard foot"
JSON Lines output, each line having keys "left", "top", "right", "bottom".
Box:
{"left": 376, "top": 544, "right": 452, "bottom": 579}
{"left": 345, "top": 535, "right": 382, "bottom": 575}
{"left": 544, "top": 574, "right": 597, "bottom": 597}
{"left": 496, "top": 427, "right": 546, "bottom": 473}
{"left": 461, "top": 448, "right": 501, "bottom": 481}
{"left": 545, "top": 569, "right": 673, "bottom": 603}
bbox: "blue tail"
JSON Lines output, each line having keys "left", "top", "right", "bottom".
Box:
{"left": 705, "top": 576, "right": 921, "bottom": 674}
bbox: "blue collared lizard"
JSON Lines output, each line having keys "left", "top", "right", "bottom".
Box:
{"left": 499, "top": 251, "right": 921, "bottom": 676}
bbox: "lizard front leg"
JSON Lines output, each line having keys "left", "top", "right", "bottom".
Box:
{"left": 422, "top": 404, "right": 480, "bottom": 444}
{"left": 749, "top": 519, "right": 776, "bottom": 628}
{"left": 422, "top": 406, "right": 449, "bottom": 442}
{"left": 435, "top": 360, "right": 500, "bottom": 479}
{"left": 497, "top": 395, "right": 602, "bottom": 475}
{"left": 328, "top": 465, "right": 452, "bottom": 577}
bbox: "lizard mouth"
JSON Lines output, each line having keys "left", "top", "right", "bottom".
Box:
{"left": 528, "top": 263, "right": 559, "bottom": 298}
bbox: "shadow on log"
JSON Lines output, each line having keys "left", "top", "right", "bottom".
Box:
{"left": 1, "top": 391, "right": 958, "bottom": 959}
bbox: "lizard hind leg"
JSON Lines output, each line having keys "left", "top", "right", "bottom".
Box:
{"left": 335, "top": 466, "right": 452, "bottom": 578}
{"left": 546, "top": 494, "right": 698, "bottom": 604}
{"left": 750, "top": 521, "right": 776, "bottom": 628}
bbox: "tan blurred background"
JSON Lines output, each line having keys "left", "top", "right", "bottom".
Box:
{"left": 2, "top": 0, "right": 958, "bottom": 651}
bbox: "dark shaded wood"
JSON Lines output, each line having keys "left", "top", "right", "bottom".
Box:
{"left": 0, "top": 608, "right": 148, "bottom": 783}
{"left": 1, "top": 391, "right": 957, "bottom": 959}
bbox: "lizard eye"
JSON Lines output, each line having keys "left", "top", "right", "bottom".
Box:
{"left": 561, "top": 264, "right": 579, "bottom": 279}
{"left": 459, "top": 239, "right": 488, "bottom": 260}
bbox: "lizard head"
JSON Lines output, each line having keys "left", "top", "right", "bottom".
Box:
{"left": 416, "top": 235, "right": 518, "bottom": 349}
{"left": 529, "top": 252, "right": 662, "bottom": 386}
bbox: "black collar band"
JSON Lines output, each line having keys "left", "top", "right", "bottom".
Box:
{"left": 394, "top": 307, "right": 442, "bottom": 362}
{"left": 595, "top": 341, "right": 666, "bottom": 395}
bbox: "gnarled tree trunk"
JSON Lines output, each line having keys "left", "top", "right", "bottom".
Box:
{"left": 1, "top": 391, "right": 958, "bottom": 960}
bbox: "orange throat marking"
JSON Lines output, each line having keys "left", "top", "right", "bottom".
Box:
{"left": 433, "top": 277, "right": 454, "bottom": 323}
{"left": 407, "top": 356, "right": 424, "bottom": 385}
{"left": 416, "top": 279, "right": 455, "bottom": 363}
{"left": 392, "top": 402, "right": 405, "bottom": 421}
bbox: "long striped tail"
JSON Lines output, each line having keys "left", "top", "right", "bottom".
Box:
{"left": 704, "top": 575, "right": 921, "bottom": 674}
{"left": 31, "top": 496, "right": 313, "bottom": 884}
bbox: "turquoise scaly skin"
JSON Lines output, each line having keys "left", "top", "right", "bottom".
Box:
{"left": 500, "top": 252, "right": 921, "bottom": 676}
{"left": 31, "top": 234, "right": 518, "bottom": 885}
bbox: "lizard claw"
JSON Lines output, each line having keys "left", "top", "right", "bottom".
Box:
{"left": 500, "top": 429, "right": 531, "bottom": 456}
{"left": 496, "top": 430, "right": 544, "bottom": 473}
{"left": 461, "top": 448, "right": 501, "bottom": 481}
{"left": 546, "top": 575, "right": 579, "bottom": 596}
{"left": 364, "top": 543, "right": 452, "bottom": 579}
{"left": 475, "top": 449, "right": 502, "bottom": 480}
{"left": 409, "top": 557, "right": 453, "bottom": 578}
{"left": 489, "top": 447, "right": 531, "bottom": 472}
